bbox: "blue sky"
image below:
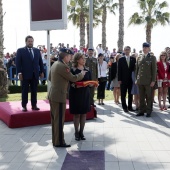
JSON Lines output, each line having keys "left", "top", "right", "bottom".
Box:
{"left": 3, "top": 0, "right": 170, "bottom": 57}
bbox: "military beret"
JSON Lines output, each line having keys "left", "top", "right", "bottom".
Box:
{"left": 59, "top": 48, "right": 74, "bottom": 55}
{"left": 88, "top": 48, "right": 94, "bottom": 51}
{"left": 143, "top": 42, "right": 150, "bottom": 48}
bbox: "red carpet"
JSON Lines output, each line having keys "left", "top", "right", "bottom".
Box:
{"left": 0, "top": 100, "right": 96, "bottom": 128}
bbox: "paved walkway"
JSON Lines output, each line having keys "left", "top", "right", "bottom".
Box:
{"left": 0, "top": 101, "right": 170, "bottom": 170}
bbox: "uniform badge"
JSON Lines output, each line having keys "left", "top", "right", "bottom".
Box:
{"left": 66, "top": 68, "right": 70, "bottom": 72}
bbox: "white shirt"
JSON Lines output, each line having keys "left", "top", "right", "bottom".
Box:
{"left": 42, "top": 58, "right": 47, "bottom": 65}
{"left": 96, "top": 47, "right": 104, "bottom": 54}
{"left": 98, "top": 61, "right": 107, "bottom": 78}
{"left": 125, "top": 55, "right": 130, "bottom": 63}
{"left": 78, "top": 50, "right": 84, "bottom": 54}
{"left": 3, "top": 57, "right": 8, "bottom": 69}
{"left": 104, "top": 50, "right": 110, "bottom": 58}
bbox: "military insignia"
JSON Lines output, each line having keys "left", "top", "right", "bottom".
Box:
{"left": 66, "top": 68, "right": 70, "bottom": 72}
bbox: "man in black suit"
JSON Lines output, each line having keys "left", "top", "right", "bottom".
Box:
{"left": 118, "top": 46, "right": 136, "bottom": 112}
{"left": 16, "top": 35, "right": 44, "bottom": 111}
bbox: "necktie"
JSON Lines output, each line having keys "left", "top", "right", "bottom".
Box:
{"left": 127, "top": 57, "right": 129, "bottom": 67}
{"left": 29, "top": 48, "right": 33, "bottom": 60}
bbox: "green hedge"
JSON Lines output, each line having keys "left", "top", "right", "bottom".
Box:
{"left": 8, "top": 85, "right": 47, "bottom": 94}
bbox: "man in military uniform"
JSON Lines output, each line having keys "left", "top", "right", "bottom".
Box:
{"left": 67, "top": 52, "right": 74, "bottom": 99}
{"left": 85, "top": 48, "right": 98, "bottom": 106}
{"left": 135, "top": 43, "right": 157, "bottom": 117}
{"left": 48, "top": 48, "right": 86, "bottom": 147}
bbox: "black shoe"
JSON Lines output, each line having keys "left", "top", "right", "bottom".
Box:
{"left": 98, "top": 103, "right": 101, "bottom": 105}
{"left": 32, "top": 106, "right": 40, "bottom": 110}
{"left": 54, "top": 143, "right": 71, "bottom": 147}
{"left": 22, "top": 106, "right": 27, "bottom": 112}
{"left": 123, "top": 109, "right": 129, "bottom": 113}
{"left": 101, "top": 103, "right": 105, "bottom": 105}
{"left": 75, "top": 132, "right": 80, "bottom": 141}
{"left": 79, "top": 132, "right": 86, "bottom": 140}
{"left": 168, "top": 105, "right": 170, "bottom": 108}
{"left": 146, "top": 114, "right": 151, "bottom": 117}
{"left": 136, "top": 113, "right": 144, "bottom": 116}
{"left": 128, "top": 108, "right": 135, "bottom": 112}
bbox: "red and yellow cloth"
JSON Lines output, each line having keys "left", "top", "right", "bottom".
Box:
{"left": 75, "top": 81, "right": 99, "bottom": 87}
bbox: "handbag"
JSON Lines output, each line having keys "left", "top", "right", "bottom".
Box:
{"left": 100, "top": 77, "right": 107, "bottom": 82}
{"left": 153, "top": 81, "right": 158, "bottom": 89}
{"left": 162, "top": 81, "right": 169, "bottom": 88}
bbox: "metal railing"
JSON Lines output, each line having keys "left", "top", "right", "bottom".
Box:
{"left": 8, "top": 66, "right": 48, "bottom": 85}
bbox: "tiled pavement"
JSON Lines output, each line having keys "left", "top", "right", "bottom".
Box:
{"left": 0, "top": 101, "right": 170, "bottom": 170}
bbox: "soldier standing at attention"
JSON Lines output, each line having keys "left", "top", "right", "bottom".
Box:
{"left": 135, "top": 43, "right": 157, "bottom": 117}
{"left": 85, "top": 48, "right": 98, "bottom": 107}
{"left": 48, "top": 48, "right": 86, "bottom": 147}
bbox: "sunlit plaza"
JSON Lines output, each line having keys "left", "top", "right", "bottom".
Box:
{"left": 0, "top": 101, "right": 170, "bottom": 170}
{"left": 1, "top": 0, "right": 170, "bottom": 169}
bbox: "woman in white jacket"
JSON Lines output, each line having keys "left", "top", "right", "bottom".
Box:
{"left": 97, "top": 53, "right": 108, "bottom": 105}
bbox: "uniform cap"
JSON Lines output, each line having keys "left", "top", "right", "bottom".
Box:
{"left": 59, "top": 48, "right": 74, "bottom": 55}
{"left": 88, "top": 48, "right": 94, "bottom": 51}
{"left": 142, "top": 42, "right": 150, "bottom": 48}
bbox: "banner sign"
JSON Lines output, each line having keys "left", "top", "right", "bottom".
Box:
{"left": 30, "top": 0, "right": 67, "bottom": 30}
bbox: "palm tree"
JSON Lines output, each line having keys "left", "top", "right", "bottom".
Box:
{"left": 98, "top": 0, "right": 118, "bottom": 49}
{"left": 68, "top": 0, "right": 88, "bottom": 47}
{"left": 129, "top": 0, "right": 170, "bottom": 44}
{"left": 0, "top": 0, "right": 8, "bottom": 97}
{"left": 117, "top": 0, "right": 124, "bottom": 52}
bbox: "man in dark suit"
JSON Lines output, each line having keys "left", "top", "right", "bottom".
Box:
{"left": 118, "top": 46, "right": 136, "bottom": 112}
{"left": 16, "top": 35, "right": 44, "bottom": 111}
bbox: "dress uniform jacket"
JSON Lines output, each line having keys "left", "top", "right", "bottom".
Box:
{"left": 136, "top": 53, "right": 157, "bottom": 115}
{"left": 48, "top": 60, "right": 83, "bottom": 146}
{"left": 48, "top": 60, "right": 83, "bottom": 103}
{"left": 85, "top": 56, "right": 98, "bottom": 80}
{"left": 85, "top": 56, "right": 98, "bottom": 105}
{"left": 136, "top": 53, "right": 157, "bottom": 85}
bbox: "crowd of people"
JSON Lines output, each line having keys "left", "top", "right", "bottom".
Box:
{"left": 48, "top": 42, "right": 170, "bottom": 147}
{"left": 3, "top": 42, "right": 170, "bottom": 113}
{"left": 3, "top": 35, "right": 170, "bottom": 147}
{"left": 3, "top": 43, "right": 116, "bottom": 85}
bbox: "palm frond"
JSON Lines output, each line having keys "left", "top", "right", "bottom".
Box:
{"left": 138, "top": 0, "right": 147, "bottom": 11}
{"left": 130, "top": 0, "right": 170, "bottom": 27}
{"left": 156, "top": 12, "right": 170, "bottom": 25}
{"left": 109, "top": 3, "right": 119, "bottom": 15}
{"left": 128, "top": 12, "right": 145, "bottom": 26}
{"left": 158, "top": 1, "right": 169, "bottom": 9}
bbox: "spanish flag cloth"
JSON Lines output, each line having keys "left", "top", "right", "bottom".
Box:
{"left": 75, "top": 81, "right": 99, "bottom": 87}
